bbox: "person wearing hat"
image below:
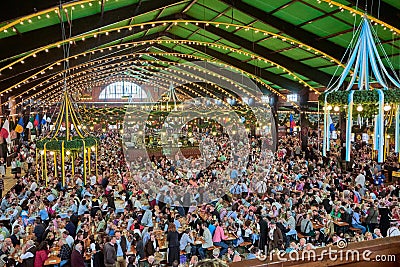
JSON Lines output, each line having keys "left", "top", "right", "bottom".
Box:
{"left": 268, "top": 220, "right": 283, "bottom": 253}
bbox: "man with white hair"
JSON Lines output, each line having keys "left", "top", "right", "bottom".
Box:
{"left": 387, "top": 222, "right": 400, "bottom": 237}
{"left": 71, "top": 243, "right": 85, "bottom": 267}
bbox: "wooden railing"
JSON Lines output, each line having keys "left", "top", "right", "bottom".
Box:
{"left": 230, "top": 237, "right": 400, "bottom": 267}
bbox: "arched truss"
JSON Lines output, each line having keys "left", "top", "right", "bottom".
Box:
{"left": 0, "top": 0, "right": 398, "bottom": 111}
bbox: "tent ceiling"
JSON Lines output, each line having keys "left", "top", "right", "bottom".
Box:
{"left": 0, "top": 0, "right": 399, "bottom": 110}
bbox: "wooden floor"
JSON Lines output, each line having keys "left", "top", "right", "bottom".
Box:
{"left": 3, "top": 167, "right": 18, "bottom": 196}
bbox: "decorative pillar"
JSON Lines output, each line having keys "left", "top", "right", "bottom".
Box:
{"left": 61, "top": 142, "right": 65, "bottom": 187}
{"left": 8, "top": 97, "right": 16, "bottom": 118}
{"left": 345, "top": 91, "right": 355, "bottom": 162}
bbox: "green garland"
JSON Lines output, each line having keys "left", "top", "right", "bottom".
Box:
{"left": 319, "top": 90, "right": 400, "bottom": 105}
{"left": 36, "top": 136, "right": 98, "bottom": 151}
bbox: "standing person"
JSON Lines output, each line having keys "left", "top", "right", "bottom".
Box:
{"left": 115, "top": 231, "right": 127, "bottom": 267}
{"left": 379, "top": 202, "right": 391, "bottom": 236}
{"left": 365, "top": 202, "right": 379, "bottom": 232}
{"left": 167, "top": 223, "right": 180, "bottom": 266}
{"left": 11, "top": 158, "right": 17, "bottom": 179}
{"left": 268, "top": 221, "right": 283, "bottom": 253}
{"left": 0, "top": 158, "right": 5, "bottom": 185}
{"left": 90, "top": 235, "right": 105, "bottom": 267}
{"left": 0, "top": 175, "right": 4, "bottom": 199}
{"left": 71, "top": 243, "right": 85, "bottom": 267}
{"left": 104, "top": 236, "right": 117, "bottom": 267}
{"left": 258, "top": 215, "right": 268, "bottom": 252}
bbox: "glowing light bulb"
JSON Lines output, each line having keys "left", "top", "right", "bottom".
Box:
{"left": 384, "top": 104, "right": 391, "bottom": 111}
{"left": 356, "top": 105, "right": 363, "bottom": 112}
{"left": 327, "top": 105, "right": 333, "bottom": 111}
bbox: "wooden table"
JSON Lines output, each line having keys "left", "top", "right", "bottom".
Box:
{"left": 334, "top": 220, "right": 349, "bottom": 235}
{"left": 334, "top": 221, "right": 349, "bottom": 227}
{"left": 44, "top": 256, "right": 61, "bottom": 266}
{"left": 312, "top": 222, "right": 324, "bottom": 230}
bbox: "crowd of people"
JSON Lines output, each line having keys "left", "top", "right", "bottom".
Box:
{"left": 0, "top": 126, "right": 398, "bottom": 267}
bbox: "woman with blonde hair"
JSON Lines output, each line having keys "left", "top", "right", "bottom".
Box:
{"left": 167, "top": 223, "right": 179, "bottom": 265}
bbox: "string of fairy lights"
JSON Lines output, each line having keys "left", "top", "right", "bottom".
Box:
{"left": 0, "top": 0, "right": 398, "bottom": 37}
{"left": 12, "top": 51, "right": 298, "bottom": 109}
{"left": 22, "top": 60, "right": 269, "bottom": 111}
{"left": 0, "top": 0, "right": 397, "bottom": 111}
{"left": 9, "top": 52, "right": 265, "bottom": 102}
{"left": 2, "top": 36, "right": 323, "bottom": 95}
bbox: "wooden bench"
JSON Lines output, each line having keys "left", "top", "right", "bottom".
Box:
{"left": 207, "top": 245, "right": 222, "bottom": 251}
{"left": 349, "top": 227, "right": 362, "bottom": 234}
{"left": 297, "top": 233, "right": 306, "bottom": 239}
{"left": 138, "top": 258, "right": 148, "bottom": 267}
{"left": 239, "top": 241, "right": 252, "bottom": 247}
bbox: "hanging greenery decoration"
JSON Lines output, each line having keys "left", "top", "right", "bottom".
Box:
{"left": 319, "top": 90, "right": 400, "bottom": 105}
{"left": 37, "top": 137, "right": 99, "bottom": 151}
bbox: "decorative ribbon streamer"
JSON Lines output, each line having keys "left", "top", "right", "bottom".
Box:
{"left": 377, "top": 89, "right": 385, "bottom": 163}
{"left": 395, "top": 105, "right": 399, "bottom": 153}
{"left": 346, "top": 91, "right": 355, "bottom": 162}
{"left": 322, "top": 92, "right": 330, "bottom": 157}
{"left": 373, "top": 115, "right": 379, "bottom": 151}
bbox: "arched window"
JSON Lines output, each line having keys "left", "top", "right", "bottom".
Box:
{"left": 99, "top": 81, "right": 147, "bottom": 100}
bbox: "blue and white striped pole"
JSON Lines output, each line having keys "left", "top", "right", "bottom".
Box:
{"left": 345, "top": 91, "right": 355, "bottom": 162}
{"left": 395, "top": 105, "right": 400, "bottom": 153}
{"left": 377, "top": 89, "right": 385, "bottom": 163}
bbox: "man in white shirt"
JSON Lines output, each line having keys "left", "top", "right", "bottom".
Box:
{"left": 355, "top": 172, "right": 366, "bottom": 188}
{"left": 387, "top": 223, "right": 400, "bottom": 237}
{"left": 90, "top": 175, "right": 97, "bottom": 186}
{"left": 62, "top": 230, "right": 75, "bottom": 248}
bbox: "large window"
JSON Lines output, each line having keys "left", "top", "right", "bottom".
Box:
{"left": 287, "top": 94, "right": 298, "bottom": 102}
{"left": 99, "top": 81, "right": 147, "bottom": 100}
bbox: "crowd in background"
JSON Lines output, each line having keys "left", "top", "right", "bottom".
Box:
{"left": 0, "top": 128, "right": 397, "bottom": 267}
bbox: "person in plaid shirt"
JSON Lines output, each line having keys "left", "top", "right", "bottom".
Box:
{"left": 58, "top": 239, "right": 72, "bottom": 267}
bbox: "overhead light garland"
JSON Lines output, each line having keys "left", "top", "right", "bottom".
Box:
{"left": 12, "top": 51, "right": 298, "bottom": 108}
{"left": 0, "top": 20, "right": 346, "bottom": 91}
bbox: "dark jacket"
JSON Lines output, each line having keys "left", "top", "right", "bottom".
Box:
{"left": 167, "top": 231, "right": 179, "bottom": 248}
{"left": 71, "top": 249, "right": 85, "bottom": 267}
{"left": 21, "top": 245, "right": 36, "bottom": 267}
{"left": 268, "top": 227, "right": 283, "bottom": 250}
{"left": 365, "top": 207, "right": 379, "bottom": 224}
{"left": 33, "top": 224, "right": 45, "bottom": 243}
{"left": 65, "top": 221, "right": 77, "bottom": 238}
{"left": 144, "top": 239, "right": 159, "bottom": 257}
{"left": 135, "top": 240, "right": 145, "bottom": 259}
{"left": 104, "top": 242, "right": 117, "bottom": 265}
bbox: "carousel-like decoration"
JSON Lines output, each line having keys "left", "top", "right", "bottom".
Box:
{"left": 321, "top": 16, "right": 400, "bottom": 163}
{"left": 36, "top": 91, "right": 98, "bottom": 186}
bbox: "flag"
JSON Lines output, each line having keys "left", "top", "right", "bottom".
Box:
{"left": 26, "top": 117, "right": 33, "bottom": 130}
{"left": 289, "top": 114, "right": 296, "bottom": 133}
{"left": 34, "top": 114, "right": 39, "bottom": 127}
{"left": 15, "top": 117, "right": 24, "bottom": 133}
{"left": 41, "top": 114, "right": 47, "bottom": 125}
{"left": 1, "top": 120, "right": 11, "bottom": 143}
{"left": 329, "top": 115, "right": 336, "bottom": 132}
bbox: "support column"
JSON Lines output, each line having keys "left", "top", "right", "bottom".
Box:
{"left": 8, "top": 97, "right": 16, "bottom": 118}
